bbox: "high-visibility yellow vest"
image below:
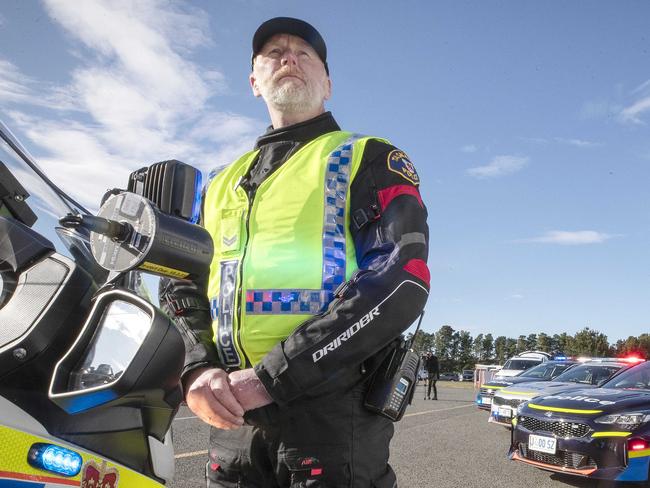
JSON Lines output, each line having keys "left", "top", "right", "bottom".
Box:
{"left": 203, "top": 131, "right": 387, "bottom": 367}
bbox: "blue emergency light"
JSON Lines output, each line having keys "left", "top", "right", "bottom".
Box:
{"left": 28, "top": 443, "right": 83, "bottom": 477}
{"left": 190, "top": 170, "right": 203, "bottom": 224}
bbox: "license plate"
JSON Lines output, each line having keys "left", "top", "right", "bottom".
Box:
{"left": 481, "top": 396, "right": 492, "bottom": 405}
{"left": 528, "top": 434, "right": 556, "bottom": 454}
{"left": 498, "top": 406, "right": 512, "bottom": 418}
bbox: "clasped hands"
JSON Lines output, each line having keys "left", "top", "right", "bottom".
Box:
{"left": 184, "top": 367, "right": 273, "bottom": 430}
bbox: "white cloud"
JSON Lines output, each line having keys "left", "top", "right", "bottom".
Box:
{"left": 521, "top": 137, "right": 548, "bottom": 144}
{"left": 3, "top": 0, "right": 263, "bottom": 208}
{"left": 517, "top": 230, "right": 617, "bottom": 245}
{"left": 618, "top": 79, "right": 650, "bottom": 124}
{"left": 466, "top": 155, "right": 529, "bottom": 178}
{"left": 619, "top": 97, "right": 650, "bottom": 124}
{"left": 508, "top": 294, "right": 524, "bottom": 300}
{"left": 521, "top": 136, "right": 600, "bottom": 148}
{"left": 461, "top": 144, "right": 478, "bottom": 153}
{"left": 632, "top": 79, "right": 650, "bottom": 95}
{"left": 0, "top": 59, "right": 37, "bottom": 104}
{"left": 554, "top": 137, "right": 601, "bottom": 148}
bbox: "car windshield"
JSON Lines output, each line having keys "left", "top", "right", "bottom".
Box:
{"left": 520, "top": 362, "right": 574, "bottom": 379}
{"left": 502, "top": 359, "right": 540, "bottom": 371}
{"left": 600, "top": 362, "right": 650, "bottom": 391}
{"left": 553, "top": 363, "right": 623, "bottom": 385}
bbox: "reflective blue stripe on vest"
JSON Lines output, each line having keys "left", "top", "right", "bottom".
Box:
{"left": 243, "top": 134, "right": 361, "bottom": 315}
{"left": 245, "top": 289, "right": 332, "bottom": 314}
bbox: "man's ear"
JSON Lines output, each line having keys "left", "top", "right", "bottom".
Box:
{"left": 323, "top": 77, "right": 332, "bottom": 101}
{"left": 250, "top": 72, "right": 261, "bottom": 97}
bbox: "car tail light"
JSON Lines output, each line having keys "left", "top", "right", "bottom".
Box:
{"left": 628, "top": 439, "right": 649, "bottom": 451}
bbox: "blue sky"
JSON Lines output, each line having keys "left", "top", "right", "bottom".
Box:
{"left": 1, "top": 1, "right": 649, "bottom": 342}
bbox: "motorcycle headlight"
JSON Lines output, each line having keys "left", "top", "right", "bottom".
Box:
{"left": 595, "top": 413, "right": 650, "bottom": 430}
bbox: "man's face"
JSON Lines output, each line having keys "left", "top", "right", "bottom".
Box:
{"left": 250, "top": 33, "right": 331, "bottom": 113}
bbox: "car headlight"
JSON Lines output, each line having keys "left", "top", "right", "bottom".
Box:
{"left": 595, "top": 412, "right": 650, "bottom": 430}
{"left": 517, "top": 402, "right": 527, "bottom": 415}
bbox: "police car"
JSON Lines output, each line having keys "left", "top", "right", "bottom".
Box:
{"left": 493, "top": 351, "right": 553, "bottom": 381}
{"left": 510, "top": 358, "right": 650, "bottom": 483}
{"left": 476, "top": 359, "right": 574, "bottom": 411}
{"left": 490, "top": 359, "right": 628, "bottom": 426}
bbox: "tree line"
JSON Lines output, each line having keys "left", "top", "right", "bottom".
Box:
{"left": 406, "top": 325, "right": 650, "bottom": 373}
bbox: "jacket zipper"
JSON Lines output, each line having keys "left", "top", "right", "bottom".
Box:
{"left": 234, "top": 177, "right": 253, "bottom": 368}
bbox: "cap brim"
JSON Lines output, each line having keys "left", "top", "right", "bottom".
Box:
{"left": 252, "top": 17, "right": 327, "bottom": 71}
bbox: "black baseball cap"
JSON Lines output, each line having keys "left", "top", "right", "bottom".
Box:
{"left": 251, "top": 17, "right": 329, "bottom": 74}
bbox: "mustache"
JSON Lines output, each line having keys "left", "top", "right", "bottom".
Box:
{"left": 273, "top": 67, "right": 305, "bottom": 82}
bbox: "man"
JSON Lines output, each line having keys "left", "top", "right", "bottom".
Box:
{"left": 161, "top": 17, "right": 429, "bottom": 487}
{"left": 424, "top": 352, "right": 439, "bottom": 400}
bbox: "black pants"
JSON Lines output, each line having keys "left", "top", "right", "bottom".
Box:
{"left": 426, "top": 378, "right": 437, "bottom": 399}
{"left": 206, "top": 386, "right": 397, "bottom": 487}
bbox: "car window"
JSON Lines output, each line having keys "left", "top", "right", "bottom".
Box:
{"left": 602, "top": 363, "right": 650, "bottom": 390}
{"left": 502, "top": 360, "right": 540, "bottom": 370}
{"left": 554, "top": 364, "right": 622, "bottom": 384}
{"left": 520, "top": 362, "right": 556, "bottom": 379}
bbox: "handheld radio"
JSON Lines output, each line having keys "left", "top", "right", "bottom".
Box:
{"left": 364, "top": 312, "right": 425, "bottom": 421}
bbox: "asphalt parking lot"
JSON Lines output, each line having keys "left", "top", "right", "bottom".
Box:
{"left": 170, "top": 382, "right": 628, "bottom": 487}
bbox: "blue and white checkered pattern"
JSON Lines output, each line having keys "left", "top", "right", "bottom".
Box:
{"left": 210, "top": 297, "right": 219, "bottom": 321}
{"left": 245, "top": 289, "right": 333, "bottom": 314}
{"left": 246, "top": 134, "right": 362, "bottom": 315}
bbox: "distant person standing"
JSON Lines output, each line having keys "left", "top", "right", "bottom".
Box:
{"left": 424, "top": 352, "right": 439, "bottom": 400}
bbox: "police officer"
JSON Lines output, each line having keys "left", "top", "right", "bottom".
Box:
{"left": 424, "top": 352, "right": 439, "bottom": 400}
{"left": 161, "top": 17, "right": 429, "bottom": 487}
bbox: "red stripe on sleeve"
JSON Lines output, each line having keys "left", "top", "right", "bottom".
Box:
{"left": 403, "top": 259, "right": 430, "bottom": 287}
{"left": 377, "top": 185, "right": 423, "bottom": 211}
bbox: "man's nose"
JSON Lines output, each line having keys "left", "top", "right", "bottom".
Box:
{"left": 280, "top": 50, "right": 298, "bottom": 67}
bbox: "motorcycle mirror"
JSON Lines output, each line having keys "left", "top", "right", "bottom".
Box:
{"left": 49, "top": 288, "right": 183, "bottom": 414}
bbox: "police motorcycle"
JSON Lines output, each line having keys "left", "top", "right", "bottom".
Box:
{"left": 0, "top": 120, "right": 213, "bottom": 487}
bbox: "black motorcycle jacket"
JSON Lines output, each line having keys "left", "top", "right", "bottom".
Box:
{"left": 160, "top": 112, "right": 429, "bottom": 406}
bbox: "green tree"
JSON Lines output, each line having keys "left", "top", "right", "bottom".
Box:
{"left": 537, "top": 332, "right": 551, "bottom": 353}
{"left": 615, "top": 334, "right": 650, "bottom": 359}
{"left": 473, "top": 333, "right": 484, "bottom": 361}
{"left": 435, "top": 325, "right": 456, "bottom": 371}
{"left": 457, "top": 330, "right": 474, "bottom": 369}
{"left": 482, "top": 333, "right": 494, "bottom": 362}
{"left": 450, "top": 331, "right": 461, "bottom": 370}
{"left": 494, "top": 336, "right": 508, "bottom": 364}
{"left": 505, "top": 338, "right": 518, "bottom": 359}
{"left": 553, "top": 333, "right": 573, "bottom": 355}
{"left": 570, "top": 327, "right": 609, "bottom": 357}
{"left": 516, "top": 335, "right": 527, "bottom": 354}
{"left": 526, "top": 333, "right": 538, "bottom": 351}
{"left": 409, "top": 330, "right": 435, "bottom": 354}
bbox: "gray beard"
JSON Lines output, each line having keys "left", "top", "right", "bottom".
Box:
{"left": 265, "top": 82, "right": 321, "bottom": 114}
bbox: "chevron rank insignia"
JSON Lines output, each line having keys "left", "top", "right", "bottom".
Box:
{"left": 387, "top": 150, "right": 419, "bottom": 185}
{"left": 222, "top": 235, "right": 237, "bottom": 247}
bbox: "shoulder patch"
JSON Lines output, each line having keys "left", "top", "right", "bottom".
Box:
{"left": 387, "top": 150, "right": 419, "bottom": 185}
